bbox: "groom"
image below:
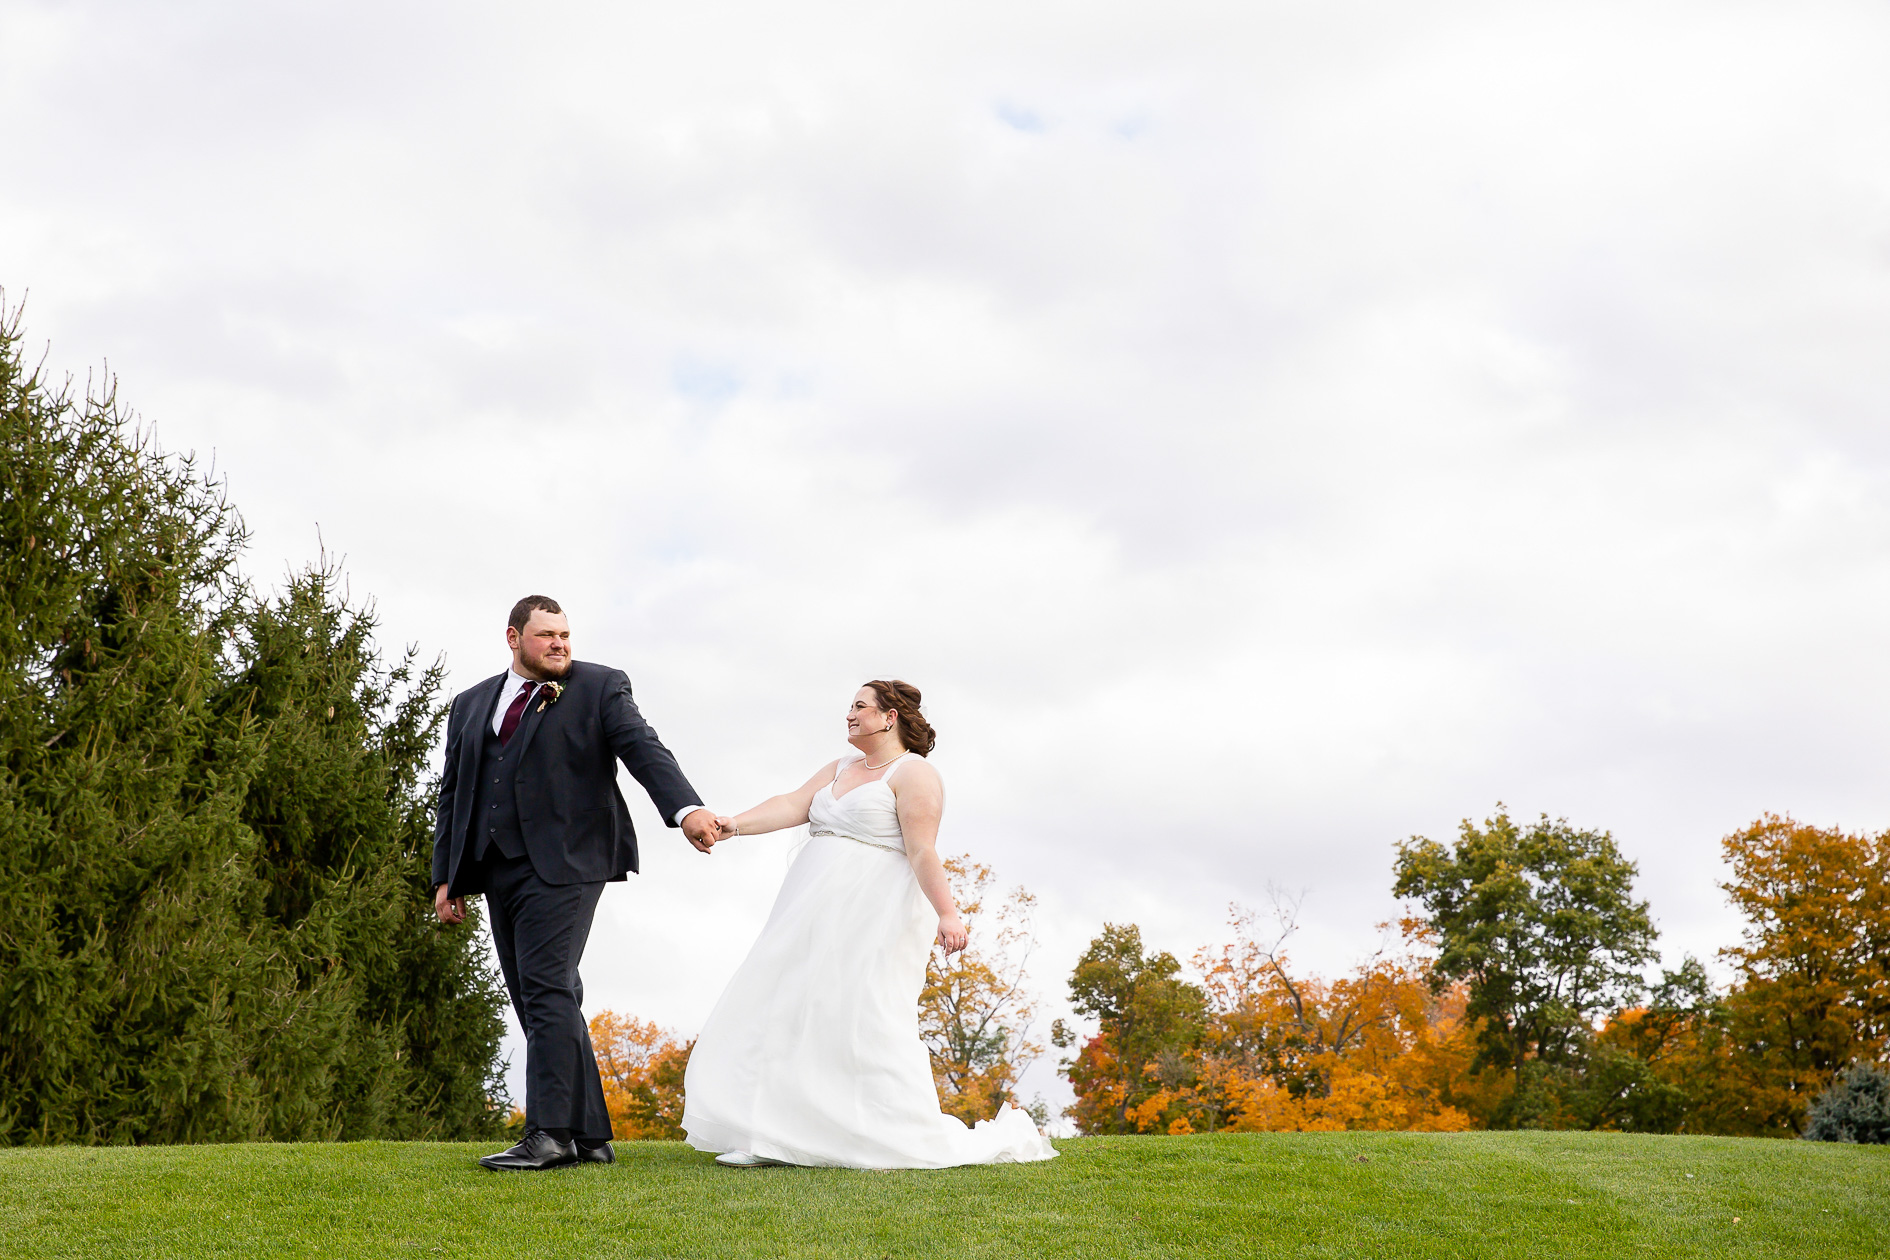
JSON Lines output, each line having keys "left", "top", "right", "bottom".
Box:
{"left": 432, "top": 595, "right": 723, "bottom": 1171}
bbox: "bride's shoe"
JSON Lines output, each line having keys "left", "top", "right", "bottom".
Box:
{"left": 715, "top": 1151, "right": 786, "bottom": 1168}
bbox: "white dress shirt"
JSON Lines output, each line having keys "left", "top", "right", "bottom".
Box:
{"left": 491, "top": 667, "right": 703, "bottom": 827}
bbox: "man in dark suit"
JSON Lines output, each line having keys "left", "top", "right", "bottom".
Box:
{"left": 433, "top": 594, "right": 724, "bottom": 1171}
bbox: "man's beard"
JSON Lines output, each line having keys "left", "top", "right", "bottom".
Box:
{"left": 526, "top": 654, "right": 573, "bottom": 681}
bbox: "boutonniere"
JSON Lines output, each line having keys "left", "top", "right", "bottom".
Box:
{"left": 536, "top": 681, "right": 565, "bottom": 713}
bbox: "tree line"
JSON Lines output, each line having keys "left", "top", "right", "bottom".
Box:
{"left": 1052, "top": 810, "right": 1890, "bottom": 1138}
{"left": 585, "top": 807, "right": 1888, "bottom": 1144}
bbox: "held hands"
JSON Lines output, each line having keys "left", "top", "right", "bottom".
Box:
{"left": 936, "top": 912, "right": 968, "bottom": 955}
{"left": 681, "top": 808, "right": 719, "bottom": 853}
{"left": 682, "top": 809, "right": 743, "bottom": 853}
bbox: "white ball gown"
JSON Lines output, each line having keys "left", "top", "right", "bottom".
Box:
{"left": 681, "top": 752, "right": 1058, "bottom": 1169}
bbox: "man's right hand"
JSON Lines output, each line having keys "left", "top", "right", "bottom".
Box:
{"left": 681, "top": 808, "right": 721, "bottom": 854}
{"left": 435, "top": 883, "right": 466, "bottom": 926}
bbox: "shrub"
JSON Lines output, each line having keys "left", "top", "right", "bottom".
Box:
{"left": 1802, "top": 1063, "right": 1890, "bottom": 1144}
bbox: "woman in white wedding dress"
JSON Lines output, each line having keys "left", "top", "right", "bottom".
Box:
{"left": 681, "top": 680, "right": 1057, "bottom": 1170}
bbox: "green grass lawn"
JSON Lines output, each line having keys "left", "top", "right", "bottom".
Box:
{"left": 0, "top": 1132, "right": 1883, "bottom": 1259}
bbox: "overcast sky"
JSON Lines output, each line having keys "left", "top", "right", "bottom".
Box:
{"left": 6, "top": 0, "right": 1889, "bottom": 1122}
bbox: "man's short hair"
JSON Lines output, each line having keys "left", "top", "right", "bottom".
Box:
{"left": 508, "top": 595, "right": 563, "bottom": 634}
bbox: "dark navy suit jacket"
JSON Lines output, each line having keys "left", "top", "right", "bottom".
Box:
{"left": 432, "top": 659, "right": 702, "bottom": 895}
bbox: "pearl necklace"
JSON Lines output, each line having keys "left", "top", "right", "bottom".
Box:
{"left": 862, "top": 752, "right": 903, "bottom": 770}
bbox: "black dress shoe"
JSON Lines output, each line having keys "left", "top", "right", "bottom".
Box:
{"left": 478, "top": 1128, "right": 579, "bottom": 1172}
{"left": 575, "top": 1141, "right": 615, "bottom": 1165}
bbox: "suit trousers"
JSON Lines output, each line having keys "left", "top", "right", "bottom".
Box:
{"left": 480, "top": 852, "right": 613, "bottom": 1142}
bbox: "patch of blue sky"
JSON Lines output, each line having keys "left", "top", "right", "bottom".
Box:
{"left": 994, "top": 101, "right": 1045, "bottom": 133}
{"left": 670, "top": 357, "right": 742, "bottom": 408}
{"left": 772, "top": 370, "right": 816, "bottom": 400}
{"left": 1112, "top": 112, "right": 1151, "bottom": 140}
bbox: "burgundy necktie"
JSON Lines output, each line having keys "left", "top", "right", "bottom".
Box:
{"left": 498, "top": 682, "right": 538, "bottom": 747}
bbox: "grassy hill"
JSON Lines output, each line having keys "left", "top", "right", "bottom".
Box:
{"left": 1, "top": 1131, "right": 1883, "bottom": 1258}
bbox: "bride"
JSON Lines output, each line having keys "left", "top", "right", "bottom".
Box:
{"left": 681, "top": 680, "right": 1057, "bottom": 1169}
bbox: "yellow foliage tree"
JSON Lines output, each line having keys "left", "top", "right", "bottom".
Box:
{"left": 1059, "top": 905, "right": 1497, "bottom": 1135}
{"left": 1710, "top": 816, "right": 1890, "bottom": 1135}
{"left": 587, "top": 1011, "right": 691, "bottom": 1139}
{"left": 919, "top": 857, "right": 1044, "bottom": 1124}
{"left": 1193, "top": 905, "right": 1485, "bottom": 1132}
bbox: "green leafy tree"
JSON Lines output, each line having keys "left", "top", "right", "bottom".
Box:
{"left": 1393, "top": 806, "right": 1658, "bottom": 1125}
{"left": 1055, "top": 923, "right": 1208, "bottom": 1134}
{"left": 1578, "top": 957, "right": 1721, "bottom": 1134}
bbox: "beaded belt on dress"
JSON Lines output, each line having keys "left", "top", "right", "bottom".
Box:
{"left": 807, "top": 827, "right": 903, "bottom": 852}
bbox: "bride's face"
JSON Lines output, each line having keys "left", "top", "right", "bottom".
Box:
{"left": 845, "top": 688, "right": 895, "bottom": 743}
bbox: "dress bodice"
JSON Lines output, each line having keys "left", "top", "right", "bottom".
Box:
{"left": 806, "top": 753, "right": 914, "bottom": 853}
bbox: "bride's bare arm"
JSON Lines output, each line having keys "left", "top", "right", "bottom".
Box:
{"left": 722, "top": 761, "right": 839, "bottom": 837}
{"left": 891, "top": 762, "right": 965, "bottom": 953}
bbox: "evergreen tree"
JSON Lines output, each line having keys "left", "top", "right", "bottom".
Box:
{"left": 1, "top": 306, "right": 257, "bottom": 1142}
{"left": 224, "top": 567, "right": 508, "bottom": 1139}
{"left": 0, "top": 302, "right": 507, "bottom": 1143}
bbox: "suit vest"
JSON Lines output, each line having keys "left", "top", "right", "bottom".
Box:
{"left": 468, "top": 720, "right": 528, "bottom": 862}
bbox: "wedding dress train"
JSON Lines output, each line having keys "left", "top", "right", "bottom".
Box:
{"left": 681, "top": 752, "right": 1057, "bottom": 1169}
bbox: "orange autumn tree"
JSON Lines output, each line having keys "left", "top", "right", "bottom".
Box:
{"left": 1193, "top": 905, "right": 1486, "bottom": 1133}
{"left": 1710, "top": 816, "right": 1890, "bottom": 1135}
{"left": 1584, "top": 818, "right": 1890, "bottom": 1137}
{"left": 919, "top": 857, "right": 1045, "bottom": 1124}
{"left": 587, "top": 1011, "right": 691, "bottom": 1139}
{"left": 1055, "top": 907, "right": 1492, "bottom": 1135}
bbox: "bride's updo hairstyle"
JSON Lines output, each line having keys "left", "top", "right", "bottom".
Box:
{"left": 864, "top": 679, "right": 937, "bottom": 757}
